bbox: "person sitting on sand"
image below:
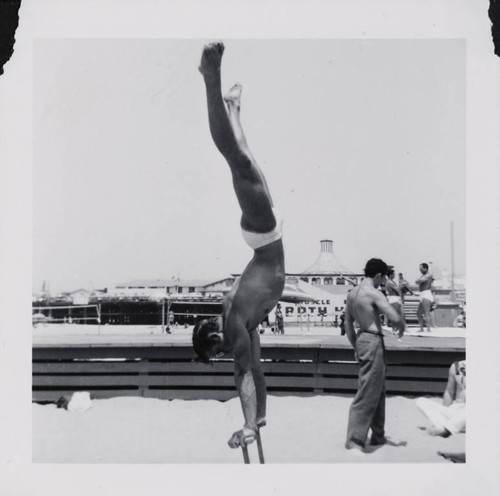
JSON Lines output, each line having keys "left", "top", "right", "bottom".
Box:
{"left": 193, "top": 42, "right": 285, "bottom": 450}
{"left": 416, "top": 360, "right": 466, "bottom": 437}
{"left": 344, "top": 258, "right": 405, "bottom": 452}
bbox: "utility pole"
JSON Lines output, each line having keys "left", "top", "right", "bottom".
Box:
{"left": 450, "top": 221, "right": 455, "bottom": 302}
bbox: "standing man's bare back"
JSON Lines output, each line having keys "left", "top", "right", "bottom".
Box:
{"left": 346, "top": 284, "right": 387, "bottom": 336}
{"left": 193, "top": 42, "right": 285, "bottom": 450}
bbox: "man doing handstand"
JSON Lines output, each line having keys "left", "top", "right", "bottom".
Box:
{"left": 193, "top": 42, "right": 285, "bottom": 450}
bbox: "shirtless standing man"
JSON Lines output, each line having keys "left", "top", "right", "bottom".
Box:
{"left": 385, "top": 268, "right": 406, "bottom": 336}
{"left": 344, "top": 258, "right": 405, "bottom": 451}
{"left": 416, "top": 262, "right": 434, "bottom": 333}
{"left": 193, "top": 42, "right": 285, "bottom": 450}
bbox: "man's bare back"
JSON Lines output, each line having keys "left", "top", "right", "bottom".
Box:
{"left": 344, "top": 264, "right": 405, "bottom": 347}
{"left": 346, "top": 282, "right": 386, "bottom": 333}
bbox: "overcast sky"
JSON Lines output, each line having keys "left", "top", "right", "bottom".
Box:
{"left": 33, "top": 39, "right": 465, "bottom": 293}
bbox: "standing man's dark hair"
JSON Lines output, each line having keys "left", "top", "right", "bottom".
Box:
{"left": 364, "top": 258, "right": 390, "bottom": 278}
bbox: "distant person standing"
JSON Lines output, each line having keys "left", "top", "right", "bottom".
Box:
{"left": 344, "top": 258, "right": 405, "bottom": 452}
{"left": 339, "top": 309, "right": 346, "bottom": 336}
{"left": 385, "top": 269, "right": 406, "bottom": 337}
{"left": 167, "top": 310, "right": 175, "bottom": 333}
{"left": 397, "top": 273, "right": 414, "bottom": 304}
{"left": 416, "top": 263, "right": 434, "bottom": 333}
{"left": 275, "top": 303, "right": 284, "bottom": 335}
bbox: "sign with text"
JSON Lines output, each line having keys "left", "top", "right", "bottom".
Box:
{"left": 271, "top": 294, "right": 347, "bottom": 324}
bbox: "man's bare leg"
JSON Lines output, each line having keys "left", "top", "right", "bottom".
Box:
{"left": 224, "top": 83, "right": 274, "bottom": 205}
{"left": 417, "top": 304, "right": 425, "bottom": 332}
{"left": 422, "top": 301, "right": 433, "bottom": 332}
{"left": 223, "top": 84, "right": 248, "bottom": 151}
{"left": 200, "top": 42, "right": 275, "bottom": 233}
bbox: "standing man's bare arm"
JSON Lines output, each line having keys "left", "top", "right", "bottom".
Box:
{"left": 387, "top": 280, "right": 402, "bottom": 296}
{"left": 415, "top": 273, "right": 433, "bottom": 285}
{"left": 373, "top": 291, "right": 405, "bottom": 336}
{"left": 344, "top": 308, "right": 357, "bottom": 350}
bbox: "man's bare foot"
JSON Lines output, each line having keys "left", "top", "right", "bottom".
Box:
{"left": 437, "top": 451, "right": 465, "bottom": 463}
{"left": 369, "top": 436, "right": 407, "bottom": 447}
{"left": 224, "top": 83, "right": 242, "bottom": 108}
{"left": 427, "top": 426, "right": 450, "bottom": 437}
{"left": 199, "top": 42, "right": 225, "bottom": 78}
{"left": 345, "top": 441, "right": 366, "bottom": 453}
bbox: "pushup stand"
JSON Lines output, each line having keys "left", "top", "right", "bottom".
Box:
{"left": 241, "top": 429, "right": 265, "bottom": 464}
{"left": 242, "top": 444, "right": 250, "bottom": 464}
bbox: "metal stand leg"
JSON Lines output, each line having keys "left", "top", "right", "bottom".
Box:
{"left": 256, "top": 429, "right": 265, "bottom": 464}
{"left": 242, "top": 445, "right": 250, "bottom": 464}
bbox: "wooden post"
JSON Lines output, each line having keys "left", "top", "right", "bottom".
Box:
{"left": 97, "top": 303, "right": 101, "bottom": 335}
{"left": 161, "top": 299, "right": 165, "bottom": 333}
{"left": 450, "top": 221, "right": 455, "bottom": 302}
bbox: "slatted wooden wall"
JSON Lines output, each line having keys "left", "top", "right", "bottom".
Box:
{"left": 32, "top": 342, "right": 465, "bottom": 403}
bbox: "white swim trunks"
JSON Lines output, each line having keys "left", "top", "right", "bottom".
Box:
{"left": 419, "top": 290, "right": 434, "bottom": 303}
{"left": 241, "top": 208, "right": 283, "bottom": 250}
{"left": 387, "top": 295, "right": 402, "bottom": 305}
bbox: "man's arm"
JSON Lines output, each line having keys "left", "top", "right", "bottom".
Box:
{"left": 344, "top": 306, "right": 357, "bottom": 350}
{"left": 232, "top": 330, "right": 258, "bottom": 432}
{"left": 387, "top": 279, "right": 402, "bottom": 296}
{"left": 249, "top": 328, "right": 266, "bottom": 425}
{"left": 442, "top": 364, "right": 457, "bottom": 406}
{"left": 415, "top": 272, "right": 433, "bottom": 285}
{"left": 373, "top": 290, "right": 405, "bottom": 336}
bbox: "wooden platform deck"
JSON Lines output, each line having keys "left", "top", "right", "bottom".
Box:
{"left": 32, "top": 330, "right": 465, "bottom": 403}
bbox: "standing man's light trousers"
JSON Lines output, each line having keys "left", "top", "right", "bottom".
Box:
{"left": 346, "top": 331, "right": 386, "bottom": 447}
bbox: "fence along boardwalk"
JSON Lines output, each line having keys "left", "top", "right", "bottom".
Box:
{"left": 32, "top": 333, "right": 465, "bottom": 403}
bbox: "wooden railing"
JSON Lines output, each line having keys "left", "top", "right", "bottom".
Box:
{"left": 32, "top": 341, "right": 465, "bottom": 403}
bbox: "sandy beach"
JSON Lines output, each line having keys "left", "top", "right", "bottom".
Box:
{"left": 33, "top": 392, "right": 465, "bottom": 464}
{"left": 32, "top": 323, "right": 465, "bottom": 463}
